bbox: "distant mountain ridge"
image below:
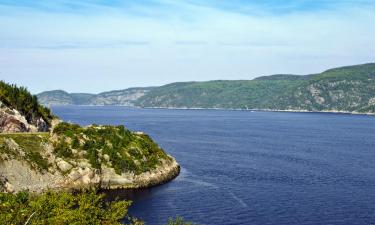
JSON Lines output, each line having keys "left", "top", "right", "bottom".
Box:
{"left": 38, "top": 63, "right": 375, "bottom": 114}
{"left": 38, "top": 87, "right": 155, "bottom": 106}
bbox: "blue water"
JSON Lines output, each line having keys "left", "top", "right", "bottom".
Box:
{"left": 52, "top": 106, "right": 375, "bottom": 225}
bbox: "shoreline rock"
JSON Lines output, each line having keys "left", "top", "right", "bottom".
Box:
{"left": 99, "top": 157, "right": 180, "bottom": 190}
{"left": 0, "top": 153, "right": 180, "bottom": 193}
{"left": 141, "top": 106, "right": 375, "bottom": 116}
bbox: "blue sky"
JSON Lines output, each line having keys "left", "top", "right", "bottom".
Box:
{"left": 0, "top": 0, "right": 374, "bottom": 93}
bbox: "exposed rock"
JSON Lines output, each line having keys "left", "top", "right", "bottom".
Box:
{"left": 56, "top": 158, "right": 73, "bottom": 173}
{"left": 4, "top": 138, "right": 25, "bottom": 157}
{"left": 0, "top": 109, "right": 28, "bottom": 133}
{"left": 0, "top": 101, "right": 49, "bottom": 133}
{"left": 36, "top": 117, "right": 49, "bottom": 132}
{"left": 103, "top": 158, "right": 179, "bottom": 189}
{"left": 0, "top": 159, "right": 64, "bottom": 193}
{"left": 0, "top": 150, "right": 180, "bottom": 193}
{"left": 65, "top": 167, "right": 101, "bottom": 189}
{"left": 4, "top": 181, "right": 14, "bottom": 193}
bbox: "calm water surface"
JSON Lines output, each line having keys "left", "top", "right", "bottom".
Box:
{"left": 53, "top": 106, "right": 375, "bottom": 225}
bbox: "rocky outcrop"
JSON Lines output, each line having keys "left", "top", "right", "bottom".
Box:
{"left": 100, "top": 158, "right": 180, "bottom": 189}
{"left": 0, "top": 159, "right": 64, "bottom": 193}
{"left": 0, "top": 155, "right": 179, "bottom": 193}
{"left": 0, "top": 101, "right": 49, "bottom": 133}
{"left": 0, "top": 135, "right": 180, "bottom": 193}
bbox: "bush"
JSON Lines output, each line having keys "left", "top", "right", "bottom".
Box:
{"left": 53, "top": 138, "right": 73, "bottom": 158}
{"left": 0, "top": 191, "right": 134, "bottom": 225}
{"left": 167, "top": 216, "right": 195, "bottom": 225}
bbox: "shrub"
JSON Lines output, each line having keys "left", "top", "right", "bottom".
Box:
{"left": 0, "top": 191, "right": 134, "bottom": 225}
{"left": 167, "top": 216, "right": 195, "bottom": 225}
{"left": 54, "top": 138, "right": 73, "bottom": 158}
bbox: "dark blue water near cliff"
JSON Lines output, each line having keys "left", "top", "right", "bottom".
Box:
{"left": 52, "top": 106, "right": 375, "bottom": 225}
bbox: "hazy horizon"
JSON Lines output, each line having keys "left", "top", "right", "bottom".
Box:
{"left": 1, "top": 0, "right": 375, "bottom": 93}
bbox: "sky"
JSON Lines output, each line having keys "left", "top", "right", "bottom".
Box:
{"left": 0, "top": 0, "right": 374, "bottom": 94}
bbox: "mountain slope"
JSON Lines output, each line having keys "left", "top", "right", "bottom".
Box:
{"left": 89, "top": 87, "right": 155, "bottom": 106}
{"left": 136, "top": 63, "right": 375, "bottom": 113}
{"left": 37, "top": 87, "right": 155, "bottom": 106}
{"left": 37, "top": 90, "right": 76, "bottom": 105}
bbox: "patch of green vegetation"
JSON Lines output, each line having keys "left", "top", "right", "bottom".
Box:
{"left": 0, "top": 191, "right": 135, "bottom": 225}
{"left": 53, "top": 122, "right": 170, "bottom": 175}
{"left": 167, "top": 217, "right": 195, "bottom": 225}
{"left": 0, "top": 133, "right": 50, "bottom": 172}
{"left": 0, "top": 81, "right": 55, "bottom": 126}
{"left": 53, "top": 137, "right": 74, "bottom": 158}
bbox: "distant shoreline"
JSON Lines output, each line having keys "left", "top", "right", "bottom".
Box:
{"left": 143, "top": 107, "right": 375, "bottom": 116}
{"left": 50, "top": 104, "right": 375, "bottom": 116}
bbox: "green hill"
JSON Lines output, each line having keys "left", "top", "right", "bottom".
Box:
{"left": 135, "top": 63, "right": 375, "bottom": 113}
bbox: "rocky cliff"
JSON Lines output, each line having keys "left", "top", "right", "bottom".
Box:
{"left": 0, "top": 101, "right": 49, "bottom": 133}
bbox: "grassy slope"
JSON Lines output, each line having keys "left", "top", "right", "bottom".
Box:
{"left": 0, "top": 133, "right": 50, "bottom": 171}
{"left": 136, "top": 63, "right": 375, "bottom": 113}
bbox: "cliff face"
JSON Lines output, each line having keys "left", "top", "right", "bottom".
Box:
{"left": 0, "top": 101, "right": 49, "bottom": 133}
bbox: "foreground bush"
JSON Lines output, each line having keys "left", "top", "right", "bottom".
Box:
{"left": 0, "top": 191, "right": 132, "bottom": 225}
{"left": 0, "top": 191, "right": 195, "bottom": 225}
